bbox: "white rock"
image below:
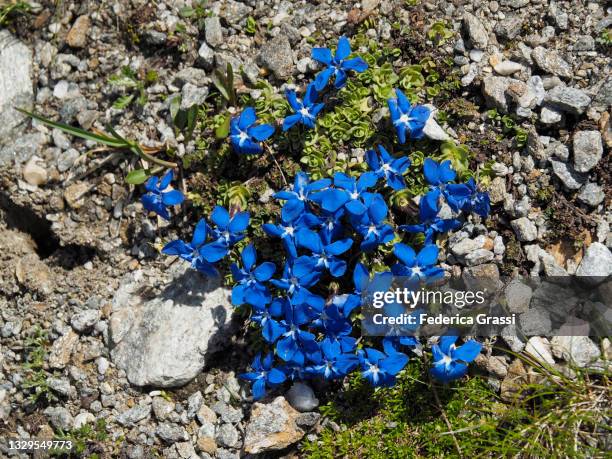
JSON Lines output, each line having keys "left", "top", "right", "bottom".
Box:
{"left": 493, "top": 60, "right": 523, "bottom": 76}
{"left": 551, "top": 335, "right": 600, "bottom": 368}
{"left": 73, "top": 412, "right": 96, "bottom": 429}
{"left": 423, "top": 114, "right": 450, "bottom": 141}
{"left": 109, "top": 265, "right": 236, "bottom": 387}
{"left": 525, "top": 337, "right": 555, "bottom": 365}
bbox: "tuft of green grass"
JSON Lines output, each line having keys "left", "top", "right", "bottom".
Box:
{"left": 21, "top": 327, "right": 58, "bottom": 404}
{"left": 51, "top": 419, "right": 110, "bottom": 458}
{"left": 301, "top": 357, "right": 611, "bottom": 458}
{"left": 0, "top": 1, "right": 31, "bottom": 26}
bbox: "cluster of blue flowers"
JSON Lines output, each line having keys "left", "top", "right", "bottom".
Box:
{"left": 140, "top": 36, "right": 489, "bottom": 400}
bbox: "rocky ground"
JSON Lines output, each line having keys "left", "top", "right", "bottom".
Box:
{"left": 0, "top": 0, "right": 610, "bottom": 457}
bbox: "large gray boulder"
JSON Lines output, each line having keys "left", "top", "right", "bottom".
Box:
{"left": 0, "top": 31, "right": 33, "bottom": 150}
{"left": 109, "top": 265, "right": 235, "bottom": 387}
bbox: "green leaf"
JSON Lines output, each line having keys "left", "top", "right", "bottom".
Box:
{"left": 16, "top": 108, "right": 127, "bottom": 148}
{"left": 170, "top": 96, "right": 182, "bottom": 126}
{"left": 215, "top": 114, "right": 231, "bottom": 139}
{"left": 125, "top": 169, "right": 150, "bottom": 185}
{"left": 185, "top": 105, "right": 198, "bottom": 141}
{"left": 212, "top": 69, "right": 231, "bottom": 102}
{"left": 226, "top": 63, "right": 235, "bottom": 105}
{"left": 178, "top": 6, "right": 195, "bottom": 17}
{"left": 245, "top": 16, "right": 257, "bottom": 35}
{"left": 113, "top": 94, "right": 134, "bottom": 109}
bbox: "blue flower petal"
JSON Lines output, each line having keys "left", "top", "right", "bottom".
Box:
{"left": 312, "top": 47, "right": 332, "bottom": 65}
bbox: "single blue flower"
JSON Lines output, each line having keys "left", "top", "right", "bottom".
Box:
{"left": 350, "top": 263, "right": 394, "bottom": 318}
{"left": 270, "top": 256, "right": 322, "bottom": 306}
{"left": 231, "top": 244, "right": 276, "bottom": 308}
{"left": 162, "top": 218, "right": 218, "bottom": 276}
{"left": 446, "top": 178, "right": 490, "bottom": 217}
{"left": 399, "top": 189, "right": 461, "bottom": 244}
{"left": 388, "top": 89, "right": 430, "bottom": 143}
{"left": 307, "top": 339, "right": 359, "bottom": 380}
{"left": 283, "top": 83, "right": 325, "bottom": 131}
{"left": 296, "top": 229, "right": 353, "bottom": 277}
{"left": 352, "top": 193, "right": 395, "bottom": 251}
{"left": 313, "top": 171, "right": 378, "bottom": 216}
{"left": 230, "top": 107, "right": 275, "bottom": 154}
{"left": 276, "top": 301, "right": 321, "bottom": 366}
{"left": 423, "top": 158, "right": 457, "bottom": 187}
{"left": 252, "top": 299, "right": 285, "bottom": 344}
{"left": 141, "top": 169, "right": 184, "bottom": 220}
{"left": 240, "top": 353, "right": 287, "bottom": 400}
{"left": 357, "top": 347, "right": 409, "bottom": 387}
{"left": 312, "top": 36, "right": 368, "bottom": 91}
{"left": 273, "top": 172, "right": 331, "bottom": 222}
{"left": 365, "top": 145, "right": 411, "bottom": 191}
{"left": 391, "top": 243, "right": 444, "bottom": 282}
{"left": 318, "top": 304, "right": 357, "bottom": 353}
{"left": 430, "top": 335, "right": 482, "bottom": 383}
{"left": 200, "top": 206, "right": 249, "bottom": 262}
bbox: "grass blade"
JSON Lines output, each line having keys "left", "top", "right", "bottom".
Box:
{"left": 17, "top": 108, "right": 127, "bottom": 148}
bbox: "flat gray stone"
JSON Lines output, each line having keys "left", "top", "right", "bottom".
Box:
{"left": 109, "top": 265, "right": 235, "bottom": 387}
{"left": 511, "top": 217, "right": 538, "bottom": 242}
{"left": 573, "top": 130, "right": 603, "bottom": 173}
{"left": 551, "top": 160, "right": 587, "bottom": 190}
{"left": 575, "top": 242, "right": 612, "bottom": 284}
{"left": 244, "top": 397, "right": 305, "bottom": 454}
{"left": 204, "top": 16, "right": 224, "bottom": 47}
{"left": 257, "top": 35, "right": 294, "bottom": 79}
{"left": 463, "top": 12, "right": 489, "bottom": 49}
{"left": 544, "top": 85, "right": 591, "bottom": 114}
{"left": 504, "top": 280, "right": 532, "bottom": 314}
{"left": 532, "top": 46, "right": 572, "bottom": 78}
{"left": 577, "top": 183, "right": 605, "bottom": 207}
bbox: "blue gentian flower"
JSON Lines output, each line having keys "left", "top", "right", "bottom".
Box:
{"left": 283, "top": 83, "right": 325, "bottom": 131}
{"left": 399, "top": 189, "right": 461, "bottom": 244}
{"left": 423, "top": 158, "right": 457, "bottom": 187}
{"left": 313, "top": 171, "right": 378, "bottom": 216}
{"left": 230, "top": 107, "right": 275, "bottom": 154}
{"left": 276, "top": 302, "right": 321, "bottom": 366}
{"left": 273, "top": 172, "right": 331, "bottom": 222}
{"left": 318, "top": 304, "right": 357, "bottom": 353}
{"left": 270, "top": 256, "right": 322, "bottom": 306}
{"left": 141, "top": 169, "right": 184, "bottom": 220}
{"left": 446, "top": 178, "right": 491, "bottom": 217}
{"left": 391, "top": 243, "right": 444, "bottom": 282}
{"left": 231, "top": 244, "right": 276, "bottom": 308}
{"left": 430, "top": 335, "right": 482, "bottom": 383}
{"left": 357, "top": 348, "right": 409, "bottom": 387}
{"left": 162, "top": 218, "right": 218, "bottom": 276}
{"left": 312, "top": 36, "right": 368, "bottom": 90}
{"left": 365, "top": 145, "right": 411, "bottom": 190}
{"left": 307, "top": 339, "right": 359, "bottom": 380}
{"left": 352, "top": 193, "right": 395, "bottom": 251}
{"left": 252, "top": 298, "right": 285, "bottom": 344}
{"left": 319, "top": 207, "right": 345, "bottom": 243}
{"left": 240, "top": 353, "right": 287, "bottom": 400}
{"left": 296, "top": 229, "right": 353, "bottom": 277}
{"left": 200, "top": 206, "right": 249, "bottom": 262}
{"left": 388, "top": 89, "right": 430, "bottom": 143}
